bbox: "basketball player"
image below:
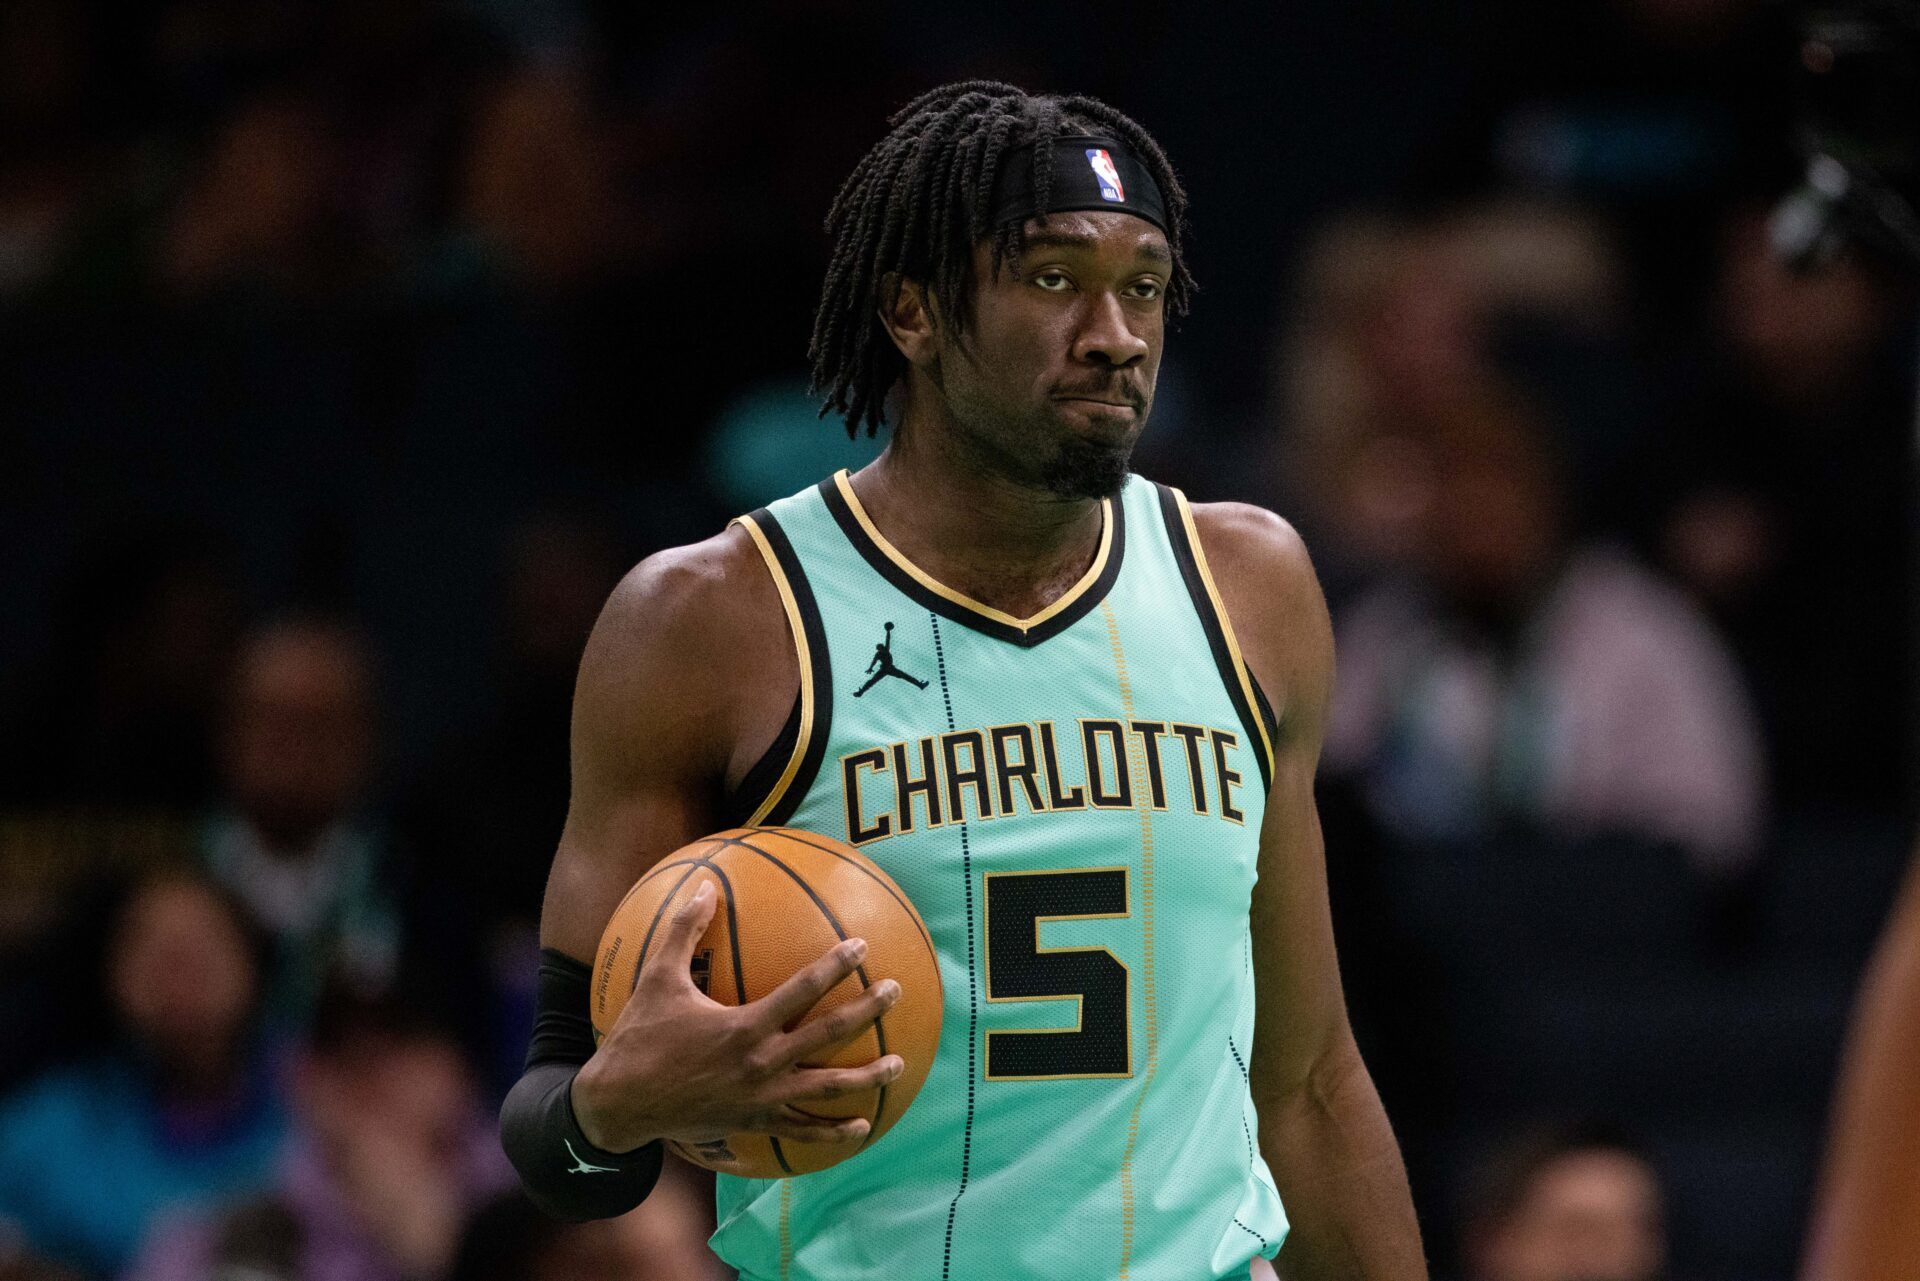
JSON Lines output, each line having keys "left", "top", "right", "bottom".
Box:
{"left": 501, "top": 82, "right": 1427, "bottom": 1280}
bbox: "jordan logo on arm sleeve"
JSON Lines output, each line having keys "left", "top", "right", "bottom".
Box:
{"left": 564, "top": 1139, "right": 619, "bottom": 1175}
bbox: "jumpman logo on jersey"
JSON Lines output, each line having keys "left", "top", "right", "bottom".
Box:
{"left": 854, "top": 621, "right": 928, "bottom": 697}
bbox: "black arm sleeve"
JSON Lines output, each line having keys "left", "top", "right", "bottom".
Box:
{"left": 498, "top": 949, "right": 664, "bottom": 1221}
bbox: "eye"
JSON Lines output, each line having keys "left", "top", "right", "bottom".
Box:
{"left": 1033, "top": 270, "right": 1073, "bottom": 291}
{"left": 1126, "top": 279, "right": 1164, "bottom": 301}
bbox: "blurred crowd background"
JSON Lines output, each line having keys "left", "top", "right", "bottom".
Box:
{"left": 0, "top": 1, "right": 1913, "bottom": 1279}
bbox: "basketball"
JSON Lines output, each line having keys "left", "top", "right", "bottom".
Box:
{"left": 590, "top": 826, "right": 943, "bottom": 1178}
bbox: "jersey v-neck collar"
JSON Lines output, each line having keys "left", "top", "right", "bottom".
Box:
{"left": 818, "top": 469, "right": 1126, "bottom": 648}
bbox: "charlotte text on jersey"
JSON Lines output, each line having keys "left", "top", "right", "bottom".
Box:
{"left": 841, "top": 717, "right": 1254, "bottom": 845}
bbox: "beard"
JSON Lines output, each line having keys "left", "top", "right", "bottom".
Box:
{"left": 929, "top": 360, "right": 1144, "bottom": 500}
{"left": 1037, "top": 432, "right": 1133, "bottom": 499}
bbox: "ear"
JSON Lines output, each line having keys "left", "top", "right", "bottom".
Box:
{"left": 877, "top": 274, "right": 938, "bottom": 370}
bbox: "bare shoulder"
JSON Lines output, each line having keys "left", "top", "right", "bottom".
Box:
{"left": 587, "top": 523, "right": 773, "bottom": 665}
{"left": 574, "top": 522, "right": 796, "bottom": 783}
{"left": 1185, "top": 501, "right": 1333, "bottom": 733}
{"left": 1187, "top": 501, "right": 1315, "bottom": 584}
{"left": 545, "top": 522, "right": 800, "bottom": 956}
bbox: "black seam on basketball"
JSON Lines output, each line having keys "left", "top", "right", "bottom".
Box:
{"left": 931, "top": 613, "right": 976, "bottom": 1281}
{"left": 709, "top": 838, "right": 853, "bottom": 950}
{"left": 624, "top": 857, "right": 717, "bottom": 991}
{"left": 690, "top": 855, "right": 748, "bottom": 1008}
{"left": 757, "top": 826, "right": 937, "bottom": 966}
{"left": 635, "top": 839, "right": 727, "bottom": 888}
{"left": 727, "top": 832, "right": 892, "bottom": 1152}
{"left": 681, "top": 853, "right": 761, "bottom": 1172}
{"left": 769, "top": 1135, "right": 794, "bottom": 1176}
{"left": 1154, "top": 482, "right": 1275, "bottom": 793}
{"left": 637, "top": 837, "right": 726, "bottom": 879}
{"left": 632, "top": 863, "right": 706, "bottom": 981}
{"left": 632, "top": 855, "right": 712, "bottom": 888}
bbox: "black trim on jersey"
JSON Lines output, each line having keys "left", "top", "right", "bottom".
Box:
{"left": 1251, "top": 669, "right": 1279, "bottom": 746}
{"left": 818, "top": 477, "right": 1127, "bottom": 648}
{"left": 1154, "top": 482, "right": 1276, "bottom": 794}
{"left": 725, "top": 507, "right": 833, "bottom": 826}
{"left": 725, "top": 692, "right": 801, "bottom": 825}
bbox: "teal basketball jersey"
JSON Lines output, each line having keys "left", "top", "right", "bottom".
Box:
{"left": 716, "top": 470, "right": 1289, "bottom": 1280}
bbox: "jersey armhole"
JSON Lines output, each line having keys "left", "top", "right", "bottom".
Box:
{"left": 726, "top": 691, "right": 803, "bottom": 825}
{"left": 1250, "top": 670, "right": 1279, "bottom": 745}
{"left": 1153, "top": 483, "right": 1279, "bottom": 792}
{"left": 727, "top": 509, "right": 833, "bottom": 826}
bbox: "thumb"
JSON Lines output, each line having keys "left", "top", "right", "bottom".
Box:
{"left": 645, "top": 878, "right": 717, "bottom": 990}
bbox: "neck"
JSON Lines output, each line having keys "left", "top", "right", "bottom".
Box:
{"left": 851, "top": 408, "right": 1108, "bottom": 619}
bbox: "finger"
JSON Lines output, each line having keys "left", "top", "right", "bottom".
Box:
{"left": 757, "top": 1108, "right": 872, "bottom": 1145}
{"left": 643, "top": 879, "right": 716, "bottom": 988}
{"left": 781, "top": 978, "right": 901, "bottom": 1061}
{"left": 779, "top": 1056, "right": 906, "bottom": 1104}
{"left": 753, "top": 936, "right": 867, "bottom": 1029}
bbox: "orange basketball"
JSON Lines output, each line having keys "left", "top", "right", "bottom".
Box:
{"left": 590, "top": 826, "right": 943, "bottom": 1178}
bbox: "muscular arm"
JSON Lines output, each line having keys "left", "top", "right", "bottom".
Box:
{"left": 501, "top": 527, "right": 900, "bottom": 1217}
{"left": 1195, "top": 504, "right": 1426, "bottom": 1281}
{"left": 1805, "top": 849, "right": 1920, "bottom": 1280}
{"left": 538, "top": 526, "right": 793, "bottom": 966}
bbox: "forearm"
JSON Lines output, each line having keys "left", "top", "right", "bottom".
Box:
{"left": 500, "top": 1059, "right": 664, "bottom": 1220}
{"left": 497, "top": 948, "right": 664, "bottom": 1220}
{"left": 1257, "top": 1037, "right": 1425, "bottom": 1281}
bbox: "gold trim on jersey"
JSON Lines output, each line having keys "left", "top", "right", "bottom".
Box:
{"left": 1076, "top": 716, "right": 1137, "bottom": 810}
{"left": 831, "top": 469, "right": 1114, "bottom": 634}
{"left": 1170, "top": 488, "right": 1277, "bottom": 786}
{"left": 733, "top": 514, "right": 815, "bottom": 826}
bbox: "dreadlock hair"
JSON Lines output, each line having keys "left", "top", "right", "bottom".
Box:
{"left": 810, "top": 81, "right": 1194, "bottom": 438}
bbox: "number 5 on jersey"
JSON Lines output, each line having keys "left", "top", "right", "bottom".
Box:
{"left": 983, "top": 868, "right": 1132, "bottom": 1080}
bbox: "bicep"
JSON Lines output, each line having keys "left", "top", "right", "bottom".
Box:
{"left": 536, "top": 548, "right": 780, "bottom": 963}
{"left": 539, "top": 785, "right": 718, "bottom": 966}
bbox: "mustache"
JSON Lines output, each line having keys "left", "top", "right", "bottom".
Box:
{"left": 1050, "top": 379, "right": 1148, "bottom": 408}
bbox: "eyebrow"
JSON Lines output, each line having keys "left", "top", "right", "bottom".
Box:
{"left": 1019, "top": 229, "right": 1173, "bottom": 266}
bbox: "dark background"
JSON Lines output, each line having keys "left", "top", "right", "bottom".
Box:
{"left": 0, "top": 2, "right": 1913, "bottom": 1279}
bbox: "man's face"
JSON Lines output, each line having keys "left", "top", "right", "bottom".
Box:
{"left": 221, "top": 625, "right": 373, "bottom": 845}
{"left": 923, "top": 210, "right": 1169, "bottom": 499}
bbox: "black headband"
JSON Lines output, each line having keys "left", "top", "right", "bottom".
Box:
{"left": 986, "top": 134, "right": 1168, "bottom": 234}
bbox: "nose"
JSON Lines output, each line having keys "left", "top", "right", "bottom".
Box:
{"left": 1071, "top": 291, "right": 1150, "bottom": 368}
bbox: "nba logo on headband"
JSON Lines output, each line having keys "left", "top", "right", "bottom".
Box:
{"left": 1086, "top": 148, "right": 1125, "bottom": 202}
{"left": 986, "top": 137, "right": 1166, "bottom": 231}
